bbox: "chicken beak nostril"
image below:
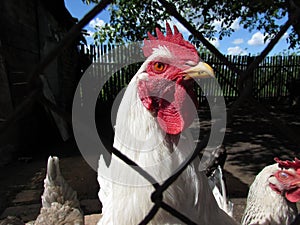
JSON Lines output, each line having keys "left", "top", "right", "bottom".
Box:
{"left": 291, "top": 181, "right": 300, "bottom": 187}
{"left": 182, "top": 62, "right": 215, "bottom": 80}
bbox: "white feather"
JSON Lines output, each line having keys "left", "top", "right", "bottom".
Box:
{"left": 241, "top": 164, "right": 298, "bottom": 225}
{"left": 97, "top": 51, "right": 238, "bottom": 224}
{"left": 208, "top": 165, "right": 234, "bottom": 217}
{"left": 35, "top": 156, "right": 83, "bottom": 225}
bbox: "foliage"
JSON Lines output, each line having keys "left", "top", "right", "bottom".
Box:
{"left": 82, "top": 0, "right": 299, "bottom": 49}
{"left": 274, "top": 48, "right": 300, "bottom": 56}
{"left": 87, "top": 0, "right": 171, "bottom": 43}
{"left": 82, "top": 0, "right": 99, "bottom": 4}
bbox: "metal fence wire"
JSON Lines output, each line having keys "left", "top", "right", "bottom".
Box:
{"left": 1, "top": 0, "right": 300, "bottom": 224}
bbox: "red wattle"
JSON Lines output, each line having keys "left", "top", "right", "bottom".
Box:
{"left": 157, "top": 100, "right": 184, "bottom": 135}
{"left": 138, "top": 77, "right": 197, "bottom": 135}
{"left": 286, "top": 188, "right": 300, "bottom": 203}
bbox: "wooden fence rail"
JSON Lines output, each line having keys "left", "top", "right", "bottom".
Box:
{"left": 79, "top": 44, "right": 300, "bottom": 104}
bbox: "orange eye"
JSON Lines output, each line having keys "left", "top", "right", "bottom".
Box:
{"left": 153, "top": 62, "right": 166, "bottom": 72}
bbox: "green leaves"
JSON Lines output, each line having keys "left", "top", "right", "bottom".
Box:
{"left": 82, "top": 0, "right": 99, "bottom": 4}
{"left": 82, "top": 0, "right": 299, "bottom": 49}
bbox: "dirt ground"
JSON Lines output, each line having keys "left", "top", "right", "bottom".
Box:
{"left": 0, "top": 101, "right": 299, "bottom": 224}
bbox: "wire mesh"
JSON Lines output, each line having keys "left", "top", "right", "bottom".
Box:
{"left": 1, "top": 0, "right": 299, "bottom": 224}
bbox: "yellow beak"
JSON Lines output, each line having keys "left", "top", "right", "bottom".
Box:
{"left": 182, "top": 62, "right": 215, "bottom": 80}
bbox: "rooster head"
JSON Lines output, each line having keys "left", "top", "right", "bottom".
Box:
{"left": 269, "top": 157, "right": 300, "bottom": 202}
{"left": 137, "top": 22, "right": 214, "bottom": 135}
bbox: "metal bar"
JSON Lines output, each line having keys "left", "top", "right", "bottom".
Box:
{"left": 138, "top": 204, "right": 160, "bottom": 225}
{"left": 157, "top": 0, "right": 242, "bottom": 76}
{"left": 160, "top": 135, "right": 209, "bottom": 194}
{"left": 39, "top": 95, "right": 72, "bottom": 125}
{"left": 111, "top": 147, "right": 161, "bottom": 189}
{"left": 28, "top": 0, "right": 113, "bottom": 86}
{"left": 238, "top": 18, "right": 293, "bottom": 88}
{"left": 0, "top": 0, "right": 112, "bottom": 135}
{"left": 160, "top": 202, "right": 198, "bottom": 225}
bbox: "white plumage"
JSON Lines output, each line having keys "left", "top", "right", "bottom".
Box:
{"left": 241, "top": 163, "right": 298, "bottom": 225}
{"left": 34, "top": 156, "right": 83, "bottom": 225}
{"left": 208, "top": 165, "right": 234, "bottom": 217}
{"left": 97, "top": 24, "right": 238, "bottom": 224}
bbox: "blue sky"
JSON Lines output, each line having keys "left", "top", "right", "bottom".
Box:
{"left": 65, "top": 0, "right": 293, "bottom": 56}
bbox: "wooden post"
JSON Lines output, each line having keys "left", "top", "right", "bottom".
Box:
{"left": 0, "top": 48, "right": 14, "bottom": 120}
{"left": 0, "top": 45, "right": 19, "bottom": 147}
{"left": 244, "top": 56, "right": 255, "bottom": 99}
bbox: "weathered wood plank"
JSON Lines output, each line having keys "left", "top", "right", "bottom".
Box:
{"left": 3, "top": 46, "right": 39, "bottom": 76}
{"left": 0, "top": 13, "right": 39, "bottom": 54}
{"left": 0, "top": 52, "right": 14, "bottom": 119}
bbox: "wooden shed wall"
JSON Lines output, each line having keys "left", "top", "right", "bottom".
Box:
{"left": 0, "top": 0, "right": 77, "bottom": 157}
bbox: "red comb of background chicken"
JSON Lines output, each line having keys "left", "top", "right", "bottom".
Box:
{"left": 142, "top": 22, "right": 198, "bottom": 62}
{"left": 274, "top": 157, "right": 300, "bottom": 172}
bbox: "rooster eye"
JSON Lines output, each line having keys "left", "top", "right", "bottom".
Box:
{"left": 279, "top": 171, "right": 289, "bottom": 179}
{"left": 153, "top": 62, "right": 166, "bottom": 72}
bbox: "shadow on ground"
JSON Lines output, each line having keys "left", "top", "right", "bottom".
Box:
{"left": 0, "top": 101, "right": 299, "bottom": 223}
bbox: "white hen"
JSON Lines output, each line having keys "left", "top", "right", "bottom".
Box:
{"left": 242, "top": 157, "right": 300, "bottom": 225}
{"left": 34, "top": 156, "right": 83, "bottom": 225}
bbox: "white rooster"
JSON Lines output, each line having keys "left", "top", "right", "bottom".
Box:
{"left": 97, "top": 23, "right": 237, "bottom": 225}
{"left": 242, "top": 157, "right": 300, "bottom": 225}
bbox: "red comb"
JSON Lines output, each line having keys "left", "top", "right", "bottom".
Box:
{"left": 142, "top": 22, "right": 198, "bottom": 59}
{"left": 275, "top": 157, "right": 300, "bottom": 172}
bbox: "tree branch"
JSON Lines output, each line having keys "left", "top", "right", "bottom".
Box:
{"left": 28, "top": 0, "right": 113, "bottom": 87}
{"left": 238, "top": 18, "right": 294, "bottom": 88}
{"left": 157, "top": 0, "right": 243, "bottom": 76}
{"left": 0, "top": 0, "right": 112, "bottom": 135}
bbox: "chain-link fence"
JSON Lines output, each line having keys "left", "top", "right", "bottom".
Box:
{"left": 1, "top": 0, "right": 300, "bottom": 224}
